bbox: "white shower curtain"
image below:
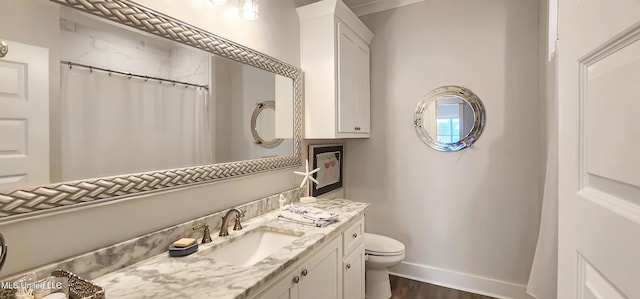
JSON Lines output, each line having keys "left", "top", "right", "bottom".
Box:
{"left": 526, "top": 138, "right": 558, "bottom": 299}
{"left": 527, "top": 2, "right": 559, "bottom": 295}
{"left": 60, "top": 66, "right": 212, "bottom": 181}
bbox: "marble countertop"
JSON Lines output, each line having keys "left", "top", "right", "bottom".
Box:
{"left": 93, "top": 199, "right": 369, "bottom": 299}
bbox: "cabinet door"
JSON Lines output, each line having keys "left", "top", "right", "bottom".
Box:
{"left": 353, "top": 39, "right": 370, "bottom": 133}
{"left": 343, "top": 243, "right": 365, "bottom": 299}
{"left": 337, "top": 21, "right": 369, "bottom": 134}
{"left": 257, "top": 269, "right": 300, "bottom": 299}
{"left": 298, "top": 237, "right": 342, "bottom": 299}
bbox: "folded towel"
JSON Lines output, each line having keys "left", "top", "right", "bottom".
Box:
{"left": 287, "top": 204, "right": 338, "bottom": 221}
{"left": 278, "top": 204, "right": 339, "bottom": 227}
{"left": 278, "top": 211, "right": 336, "bottom": 227}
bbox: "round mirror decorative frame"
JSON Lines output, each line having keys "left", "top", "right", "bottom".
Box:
{"left": 414, "top": 85, "right": 486, "bottom": 152}
{"left": 251, "top": 101, "right": 283, "bottom": 148}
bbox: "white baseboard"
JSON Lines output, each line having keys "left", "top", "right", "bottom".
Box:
{"left": 389, "top": 261, "right": 535, "bottom": 299}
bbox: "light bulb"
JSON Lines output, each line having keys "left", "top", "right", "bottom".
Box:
{"left": 238, "top": 0, "right": 259, "bottom": 20}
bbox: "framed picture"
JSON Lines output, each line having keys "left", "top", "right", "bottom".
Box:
{"left": 309, "top": 144, "right": 343, "bottom": 197}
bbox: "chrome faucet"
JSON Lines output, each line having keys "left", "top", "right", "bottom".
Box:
{"left": 219, "top": 208, "right": 245, "bottom": 236}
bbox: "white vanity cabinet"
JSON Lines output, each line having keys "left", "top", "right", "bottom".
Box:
{"left": 256, "top": 236, "right": 342, "bottom": 299}
{"left": 342, "top": 217, "right": 365, "bottom": 299}
{"left": 255, "top": 216, "right": 366, "bottom": 299}
{"left": 297, "top": 0, "right": 374, "bottom": 139}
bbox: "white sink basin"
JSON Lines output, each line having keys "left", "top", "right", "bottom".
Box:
{"left": 207, "top": 228, "right": 302, "bottom": 267}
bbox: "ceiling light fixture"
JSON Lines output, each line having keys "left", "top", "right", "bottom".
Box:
{"left": 238, "top": 0, "right": 259, "bottom": 20}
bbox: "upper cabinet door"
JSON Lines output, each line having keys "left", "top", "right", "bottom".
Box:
{"left": 298, "top": 0, "right": 373, "bottom": 139}
{"left": 337, "top": 21, "right": 370, "bottom": 134}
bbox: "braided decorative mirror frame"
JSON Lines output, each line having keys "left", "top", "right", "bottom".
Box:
{"left": 0, "top": 0, "right": 302, "bottom": 223}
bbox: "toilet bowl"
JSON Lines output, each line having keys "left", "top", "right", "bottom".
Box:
{"left": 364, "top": 233, "right": 405, "bottom": 299}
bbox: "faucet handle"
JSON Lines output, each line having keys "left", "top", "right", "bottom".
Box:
{"left": 233, "top": 210, "right": 246, "bottom": 231}
{"left": 193, "top": 224, "right": 212, "bottom": 243}
{"left": 233, "top": 217, "right": 242, "bottom": 231}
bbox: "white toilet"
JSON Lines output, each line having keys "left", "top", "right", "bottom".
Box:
{"left": 364, "top": 233, "right": 405, "bottom": 299}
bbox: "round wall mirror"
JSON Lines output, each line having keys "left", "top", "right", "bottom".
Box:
{"left": 414, "top": 85, "right": 486, "bottom": 152}
{"left": 251, "top": 100, "right": 283, "bottom": 148}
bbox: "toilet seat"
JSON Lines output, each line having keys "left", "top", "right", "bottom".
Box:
{"left": 364, "top": 233, "right": 405, "bottom": 256}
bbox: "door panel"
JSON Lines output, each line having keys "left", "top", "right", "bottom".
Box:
{"left": 578, "top": 254, "right": 626, "bottom": 299}
{"left": 0, "top": 40, "right": 49, "bottom": 191}
{"left": 586, "top": 37, "right": 640, "bottom": 188}
{"left": 338, "top": 21, "right": 356, "bottom": 133}
{"left": 343, "top": 243, "right": 365, "bottom": 299}
{"left": 558, "top": 1, "right": 640, "bottom": 298}
{"left": 298, "top": 237, "right": 341, "bottom": 299}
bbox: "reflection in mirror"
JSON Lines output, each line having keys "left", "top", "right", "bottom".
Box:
{"left": 7, "top": 6, "right": 294, "bottom": 184}
{"left": 53, "top": 8, "right": 294, "bottom": 180}
{"left": 0, "top": 0, "right": 301, "bottom": 221}
{"left": 415, "top": 86, "right": 485, "bottom": 152}
{"left": 256, "top": 107, "right": 276, "bottom": 141}
{"left": 250, "top": 101, "right": 284, "bottom": 150}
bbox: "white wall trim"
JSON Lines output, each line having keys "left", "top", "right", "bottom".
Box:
{"left": 390, "top": 261, "right": 535, "bottom": 299}
{"left": 349, "top": 0, "right": 425, "bottom": 17}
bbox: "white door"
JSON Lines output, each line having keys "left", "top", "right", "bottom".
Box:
{"left": 558, "top": 1, "right": 640, "bottom": 298}
{"left": 0, "top": 39, "right": 49, "bottom": 190}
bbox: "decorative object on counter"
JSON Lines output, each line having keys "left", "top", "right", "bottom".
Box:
{"left": 294, "top": 159, "right": 320, "bottom": 203}
{"left": 13, "top": 272, "right": 36, "bottom": 299}
{"left": 414, "top": 85, "right": 486, "bottom": 152}
{"left": 33, "top": 275, "right": 69, "bottom": 299}
{"left": 277, "top": 203, "right": 338, "bottom": 227}
{"left": 309, "top": 144, "right": 343, "bottom": 197}
{"left": 51, "top": 270, "right": 104, "bottom": 299}
{"left": 4, "top": 270, "right": 104, "bottom": 299}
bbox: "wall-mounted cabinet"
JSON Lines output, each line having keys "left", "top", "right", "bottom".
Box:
{"left": 297, "top": 0, "right": 374, "bottom": 139}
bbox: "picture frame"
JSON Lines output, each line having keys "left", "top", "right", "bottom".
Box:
{"left": 309, "top": 144, "right": 343, "bottom": 197}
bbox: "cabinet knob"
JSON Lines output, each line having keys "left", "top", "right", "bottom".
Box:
{"left": 352, "top": 233, "right": 358, "bottom": 238}
{"left": 346, "top": 263, "right": 351, "bottom": 270}
{"left": 301, "top": 269, "right": 308, "bottom": 276}
{"left": 0, "top": 40, "right": 8, "bottom": 58}
{"left": 354, "top": 126, "right": 361, "bottom": 131}
{"left": 293, "top": 276, "right": 300, "bottom": 284}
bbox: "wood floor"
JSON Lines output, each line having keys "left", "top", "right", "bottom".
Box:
{"left": 389, "top": 275, "right": 497, "bottom": 299}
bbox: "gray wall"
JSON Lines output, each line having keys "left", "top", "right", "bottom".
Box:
{"left": 345, "top": 0, "right": 542, "bottom": 297}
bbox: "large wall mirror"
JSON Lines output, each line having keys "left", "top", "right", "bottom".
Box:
{"left": 0, "top": 0, "right": 302, "bottom": 222}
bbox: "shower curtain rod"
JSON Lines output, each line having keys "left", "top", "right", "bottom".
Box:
{"left": 61, "top": 60, "right": 209, "bottom": 90}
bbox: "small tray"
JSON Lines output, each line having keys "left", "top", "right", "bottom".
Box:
{"left": 53, "top": 269, "right": 105, "bottom": 299}
{"left": 0, "top": 269, "right": 104, "bottom": 299}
